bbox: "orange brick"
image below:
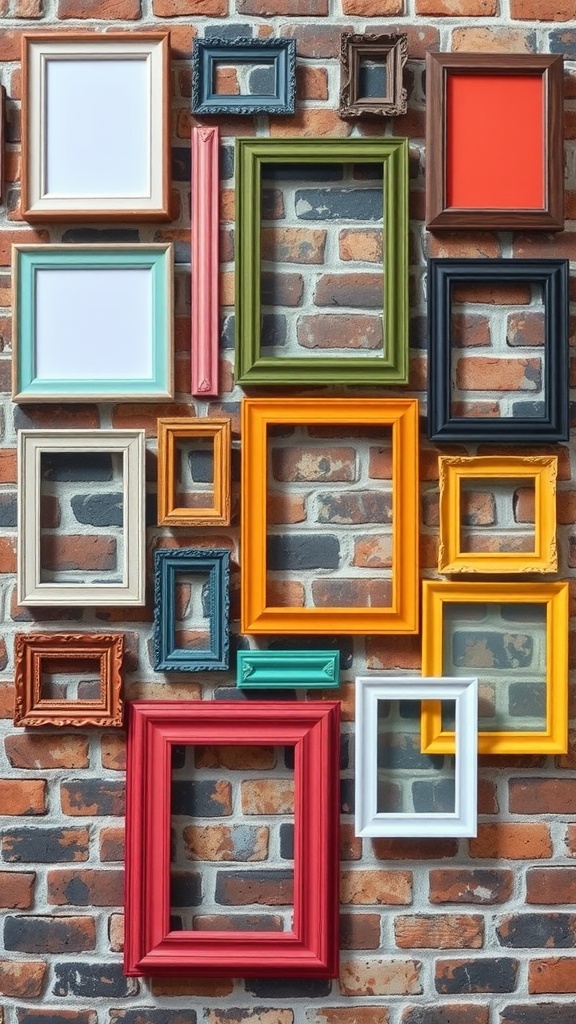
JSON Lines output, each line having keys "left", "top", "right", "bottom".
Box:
{"left": 58, "top": 0, "right": 140, "bottom": 15}
{"left": 417, "top": 0, "right": 495, "bottom": 11}
{"left": 240, "top": 780, "right": 294, "bottom": 814}
{"left": 529, "top": 958, "right": 576, "bottom": 993}
{"left": 451, "top": 27, "right": 535, "bottom": 50}
{"left": 469, "top": 823, "right": 552, "bottom": 860}
{"left": 339, "top": 958, "right": 422, "bottom": 996}
{"left": 270, "top": 108, "right": 351, "bottom": 138}
{"left": 511, "top": 0, "right": 576, "bottom": 17}
{"left": 394, "top": 914, "right": 484, "bottom": 949}
{"left": 341, "top": 870, "right": 412, "bottom": 906}
{"left": 342, "top": 0, "right": 401, "bottom": 12}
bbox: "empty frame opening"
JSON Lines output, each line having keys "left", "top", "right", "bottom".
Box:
{"left": 449, "top": 280, "right": 545, "bottom": 421}
{"left": 174, "top": 572, "right": 212, "bottom": 653}
{"left": 39, "top": 451, "right": 125, "bottom": 586}
{"left": 260, "top": 163, "right": 385, "bottom": 359}
{"left": 358, "top": 57, "right": 389, "bottom": 100}
{"left": 212, "top": 60, "right": 276, "bottom": 97}
{"left": 40, "top": 656, "right": 102, "bottom": 702}
{"left": 442, "top": 602, "right": 547, "bottom": 733}
{"left": 445, "top": 72, "right": 545, "bottom": 210}
{"left": 266, "top": 425, "right": 393, "bottom": 608}
{"left": 170, "top": 743, "right": 295, "bottom": 932}
{"left": 377, "top": 698, "right": 457, "bottom": 816}
{"left": 175, "top": 438, "right": 215, "bottom": 510}
{"left": 460, "top": 478, "right": 536, "bottom": 554}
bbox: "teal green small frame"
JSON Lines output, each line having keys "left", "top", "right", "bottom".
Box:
{"left": 235, "top": 137, "right": 409, "bottom": 386}
{"left": 12, "top": 244, "right": 174, "bottom": 403}
{"left": 237, "top": 650, "right": 340, "bottom": 689}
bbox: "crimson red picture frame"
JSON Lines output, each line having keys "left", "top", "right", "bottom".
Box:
{"left": 124, "top": 700, "right": 340, "bottom": 978}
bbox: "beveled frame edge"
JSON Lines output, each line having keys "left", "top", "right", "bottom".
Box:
{"left": 21, "top": 31, "right": 171, "bottom": 222}
{"left": 191, "top": 126, "right": 220, "bottom": 397}
{"left": 438, "top": 454, "right": 558, "bottom": 574}
{"left": 17, "top": 429, "right": 146, "bottom": 607}
{"left": 235, "top": 136, "right": 409, "bottom": 386}
{"left": 426, "top": 258, "right": 569, "bottom": 443}
{"left": 152, "top": 547, "right": 230, "bottom": 671}
{"left": 237, "top": 649, "right": 340, "bottom": 688}
{"left": 241, "top": 397, "right": 419, "bottom": 635}
{"left": 12, "top": 243, "right": 174, "bottom": 403}
{"left": 425, "top": 52, "right": 564, "bottom": 232}
{"left": 124, "top": 699, "right": 340, "bottom": 977}
{"left": 157, "top": 418, "right": 231, "bottom": 527}
{"left": 191, "top": 37, "right": 296, "bottom": 116}
{"left": 13, "top": 632, "right": 124, "bottom": 727}
{"left": 355, "top": 675, "right": 478, "bottom": 838}
{"left": 420, "top": 579, "right": 569, "bottom": 755}
{"left": 339, "top": 32, "right": 408, "bottom": 119}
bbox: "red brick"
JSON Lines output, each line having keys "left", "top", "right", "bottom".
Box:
{"left": 241, "top": 780, "right": 294, "bottom": 814}
{"left": 511, "top": 0, "right": 575, "bottom": 17}
{"left": 372, "top": 838, "right": 458, "bottom": 861}
{"left": 314, "top": 273, "right": 382, "bottom": 308}
{"left": 469, "top": 824, "right": 551, "bottom": 860}
{"left": 455, "top": 357, "right": 541, "bottom": 392}
{"left": 529, "top": 958, "right": 576, "bottom": 993}
{"left": 314, "top": 1011, "right": 389, "bottom": 1024}
{"left": 262, "top": 227, "right": 326, "bottom": 264}
{"left": 272, "top": 446, "right": 356, "bottom": 483}
{"left": 58, "top": 0, "right": 140, "bottom": 13}
{"left": 0, "top": 871, "right": 35, "bottom": 909}
{"left": 99, "top": 827, "right": 124, "bottom": 863}
{"left": 41, "top": 535, "right": 117, "bottom": 572}
{"left": 339, "top": 958, "right": 422, "bottom": 996}
{"left": 182, "top": 824, "right": 269, "bottom": 861}
{"left": 526, "top": 868, "right": 576, "bottom": 905}
{"left": 0, "top": 780, "right": 46, "bottom": 816}
{"left": 509, "top": 779, "right": 576, "bottom": 815}
{"left": 428, "top": 234, "right": 501, "bottom": 259}
{"left": 341, "top": 912, "right": 382, "bottom": 950}
{"left": 0, "top": 959, "right": 47, "bottom": 997}
{"left": 430, "top": 868, "right": 514, "bottom": 905}
{"left": 0, "top": 450, "right": 16, "bottom": 484}
{"left": 0, "top": 537, "right": 16, "bottom": 573}
{"left": 5, "top": 734, "right": 89, "bottom": 770}
{"left": 342, "top": 0, "right": 401, "bottom": 12}
{"left": 395, "top": 915, "right": 484, "bottom": 949}
{"left": 416, "top": 0, "right": 495, "bottom": 11}
{"left": 341, "top": 870, "right": 412, "bottom": 906}
{"left": 152, "top": 978, "right": 233, "bottom": 997}
{"left": 47, "top": 869, "right": 124, "bottom": 907}
{"left": 365, "top": 635, "right": 421, "bottom": 670}
{"left": 451, "top": 27, "right": 535, "bottom": 50}
{"left": 296, "top": 66, "right": 328, "bottom": 100}
{"left": 267, "top": 493, "right": 306, "bottom": 525}
{"left": 101, "top": 734, "right": 126, "bottom": 771}
{"left": 282, "top": 24, "right": 353, "bottom": 58}
{"left": 12, "top": 0, "right": 43, "bottom": 13}
{"left": 155, "top": 0, "right": 226, "bottom": 10}
{"left": 239, "top": 0, "right": 327, "bottom": 12}
{"left": 452, "top": 315, "right": 490, "bottom": 348}
{"left": 297, "top": 314, "right": 382, "bottom": 350}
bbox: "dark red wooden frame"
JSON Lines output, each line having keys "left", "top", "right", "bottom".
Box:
{"left": 124, "top": 700, "right": 340, "bottom": 977}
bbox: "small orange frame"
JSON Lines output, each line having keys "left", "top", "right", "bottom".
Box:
{"left": 157, "top": 417, "right": 231, "bottom": 527}
{"left": 14, "top": 632, "right": 124, "bottom": 728}
{"left": 241, "top": 397, "right": 419, "bottom": 635}
{"left": 438, "top": 455, "right": 558, "bottom": 574}
{"left": 421, "top": 580, "right": 569, "bottom": 755}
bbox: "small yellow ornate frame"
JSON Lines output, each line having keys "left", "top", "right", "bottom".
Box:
{"left": 438, "top": 454, "right": 558, "bottom": 574}
{"left": 241, "top": 397, "right": 419, "bottom": 635}
{"left": 421, "top": 580, "right": 569, "bottom": 755}
{"left": 157, "top": 418, "right": 231, "bottom": 527}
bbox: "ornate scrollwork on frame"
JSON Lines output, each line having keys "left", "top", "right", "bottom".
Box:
{"left": 339, "top": 32, "right": 408, "bottom": 120}
{"left": 192, "top": 37, "right": 296, "bottom": 116}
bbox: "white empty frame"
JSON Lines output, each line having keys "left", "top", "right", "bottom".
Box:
{"left": 355, "top": 676, "right": 478, "bottom": 838}
{"left": 22, "top": 32, "right": 170, "bottom": 220}
{"left": 18, "top": 430, "right": 146, "bottom": 606}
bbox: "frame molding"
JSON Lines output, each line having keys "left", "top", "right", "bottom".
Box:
{"left": 12, "top": 244, "right": 174, "bottom": 403}
{"left": 192, "top": 37, "right": 296, "bottom": 115}
{"left": 425, "top": 52, "right": 564, "bottom": 231}
{"left": 237, "top": 649, "right": 340, "bottom": 689}
{"left": 22, "top": 31, "right": 171, "bottom": 221}
{"left": 421, "top": 580, "right": 569, "bottom": 755}
{"left": 355, "top": 675, "right": 478, "bottom": 838}
{"left": 153, "top": 548, "right": 230, "bottom": 671}
{"left": 18, "top": 429, "right": 146, "bottom": 607}
{"left": 241, "top": 397, "right": 419, "bottom": 635}
{"left": 157, "top": 418, "right": 231, "bottom": 527}
{"left": 427, "top": 258, "right": 569, "bottom": 443}
{"left": 191, "top": 126, "right": 220, "bottom": 397}
{"left": 438, "top": 454, "right": 558, "bottom": 574}
{"left": 14, "top": 632, "right": 124, "bottom": 728}
{"left": 124, "top": 699, "right": 340, "bottom": 977}
{"left": 339, "top": 32, "right": 408, "bottom": 119}
{"left": 235, "top": 137, "right": 409, "bottom": 386}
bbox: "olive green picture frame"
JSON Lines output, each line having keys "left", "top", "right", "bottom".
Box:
{"left": 235, "top": 137, "right": 409, "bottom": 386}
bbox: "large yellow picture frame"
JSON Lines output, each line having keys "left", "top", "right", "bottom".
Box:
{"left": 157, "top": 417, "right": 231, "bottom": 527}
{"left": 421, "top": 580, "right": 569, "bottom": 755}
{"left": 438, "top": 455, "right": 558, "bottom": 574}
{"left": 241, "top": 397, "right": 419, "bottom": 635}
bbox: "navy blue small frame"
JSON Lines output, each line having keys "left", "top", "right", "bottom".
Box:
{"left": 192, "top": 37, "right": 296, "bottom": 116}
{"left": 153, "top": 548, "right": 230, "bottom": 672}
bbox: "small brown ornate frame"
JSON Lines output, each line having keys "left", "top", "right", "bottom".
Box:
{"left": 14, "top": 633, "right": 124, "bottom": 727}
{"left": 157, "top": 418, "right": 231, "bottom": 527}
{"left": 339, "top": 33, "right": 407, "bottom": 119}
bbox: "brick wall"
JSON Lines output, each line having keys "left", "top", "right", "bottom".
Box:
{"left": 0, "top": 0, "right": 574, "bottom": 1022}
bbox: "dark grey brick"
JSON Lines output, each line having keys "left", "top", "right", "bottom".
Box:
{"left": 170, "top": 871, "right": 202, "bottom": 907}
{"left": 262, "top": 164, "right": 343, "bottom": 182}
{"left": 171, "top": 780, "right": 231, "bottom": 817}
{"left": 249, "top": 66, "right": 276, "bottom": 94}
{"left": 245, "top": 978, "right": 332, "bottom": 998}
{"left": 340, "top": 777, "right": 355, "bottom": 815}
{"left": 62, "top": 228, "right": 139, "bottom": 243}
{"left": 378, "top": 735, "right": 444, "bottom": 772}
{"left": 172, "top": 146, "right": 191, "bottom": 182}
{"left": 452, "top": 631, "right": 533, "bottom": 670}
{"left": 295, "top": 187, "right": 382, "bottom": 221}
{"left": 4, "top": 915, "right": 94, "bottom": 953}
{"left": 187, "top": 450, "right": 214, "bottom": 484}
{"left": 109, "top": 1012, "right": 197, "bottom": 1024}
{"left": 500, "top": 1004, "right": 576, "bottom": 1024}
{"left": 549, "top": 30, "right": 573, "bottom": 54}
{"left": 267, "top": 534, "right": 340, "bottom": 570}
{"left": 0, "top": 492, "right": 17, "bottom": 527}
{"left": 413, "top": 779, "right": 456, "bottom": 814}
{"left": 41, "top": 453, "right": 113, "bottom": 482}
{"left": 221, "top": 314, "right": 234, "bottom": 349}
{"left": 220, "top": 145, "right": 234, "bottom": 181}
{"left": 205, "top": 24, "right": 252, "bottom": 39}
{"left": 497, "top": 913, "right": 576, "bottom": 948}
{"left": 261, "top": 272, "right": 303, "bottom": 307}
{"left": 2, "top": 828, "right": 88, "bottom": 864}
{"left": 316, "top": 490, "right": 391, "bottom": 525}
{"left": 53, "top": 963, "right": 137, "bottom": 998}
{"left": 280, "top": 822, "right": 294, "bottom": 860}
{"left": 71, "top": 493, "right": 123, "bottom": 527}
{"left": 435, "top": 957, "right": 518, "bottom": 994}
{"left": 508, "top": 682, "right": 546, "bottom": 719}
{"left": 512, "top": 401, "right": 545, "bottom": 418}
{"left": 261, "top": 313, "right": 287, "bottom": 348}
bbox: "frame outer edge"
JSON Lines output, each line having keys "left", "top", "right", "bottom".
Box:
{"left": 191, "top": 125, "right": 220, "bottom": 397}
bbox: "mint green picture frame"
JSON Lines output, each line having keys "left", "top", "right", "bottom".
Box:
{"left": 12, "top": 244, "right": 174, "bottom": 403}
{"left": 237, "top": 649, "right": 340, "bottom": 689}
{"left": 235, "top": 137, "right": 409, "bottom": 386}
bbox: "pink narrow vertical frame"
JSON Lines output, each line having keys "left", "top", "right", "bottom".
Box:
{"left": 191, "top": 125, "right": 220, "bottom": 396}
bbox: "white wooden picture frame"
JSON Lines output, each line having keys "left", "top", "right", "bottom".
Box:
{"left": 18, "top": 430, "right": 146, "bottom": 606}
{"left": 355, "top": 675, "right": 478, "bottom": 838}
{"left": 22, "top": 32, "right": 170, "bottom": 221}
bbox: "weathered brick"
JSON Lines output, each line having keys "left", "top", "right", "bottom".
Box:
{"left": 510, "top": 0, "right": 575, "bottom": 18}
{"left": 41, "top": 535, "right": 117, "bottom": 572}
{"left": 272, "top": 447, "right": 356, "bottom": 483}
{"left": 353, "top": 535, "right": 393, "bottom": 568}
{"left": 155, "top": 0, "right": 226, "bottom": 11}
{"left": 339, "top": 229, "right": 383, "bottom": 263}
{"left": 261, "top": 271, "right": 304, "bottom": 307}
{"left": 497, "top": 914, "right": 576, "bottom": 948}
{"left": 172, "top": 780, "right": 232, "bottom": 817}
{"left": 2, "top": 828, "right": 89, "bottom": 863}
{"left": 395, "top": 915, "right": 484, "bottom": 949}
{"left": 182, "top": 824, "right": 269, "bottom": 861}
{"left": 341, "top": 870, "right": 412, "bottom": 906}
{"left": 429, "top": 868, "right": 514, "bottom": 905}
{"left": 341, "top": 912, "right": 382, "bottom": 950}
{"left": 312, "top": 579, "right": 392, "bottom": 607}
{"left": 297, "top": 314, "right": 382, "bottom": 350}
{"left": 455, "top": 357, "right": 541, "bottom": 392}
{"left": 416, "top": 0, "right": 495, "bottom": 9}
{"left": 296, "top": 66, "right": 328, "bottom": 101}
{"left": 0, "top": 779, "right": 46, "bottom": 815}
{"left": 529, "top": 958, "right": 576, "bottom": 994}
{"left": 101, "top": 734, "right": 125, "bottom": 772}
{"left": 194, "top": 745, "right": 276, "bottom": 770}
{"left": 0, "top": 871, "right": 35, "bottom": 908}
{"left": 526, "top": 868, "right": 576, "bottom": 905}
{"left": 401, "top": 1009, "right": 489, "bottom": 1024}
{"left": 215, "top": 869, "right": 293, "bottom": 905}
{"left": 17, "top": 1012, "right": 96, "bottom": 1024}
{"left": 317, "top": 491, "right": 391, "bottom": 525}
{"left": 60, "top": 781, "right": 124, "bottom": 817}
{"left": 509, "top": 779, "right": 576, "bottom": 815}
{"left": 314, "top": 273, "right": 382, "bottom": 308}
{"left": 452, "top": 27, "right": 535, "bottom": 50}
{"left": 205, "top": 1013, "right": 290, "bottom": 1024}
{"left": 58, "top": 0, "right": 140, "bottom": 14}
{"left": 261, "top": 227, "right": 326, "bottom": 264}
{"left": 53, "top": 962, "right": 137, "bottom": 998}
{"left": 314, "top": 1010, "right": 389, "bottom": 1024}
{"left": 339, "top": 959, "right": 422, "bottom": 996}
{"left": 4, "top": 735, "right": 89, "bottom": 770}
{"left": 240, "top": 780, "right": 294, "bottom": 815}
{"left": 435, "top": 957, "right": 519, "bottom": 993}
{"left": 47, "top": 869, "right": 124, "bottom": 907}
{"left": 99, "top": 827, "right": 124, "bottom": 862}
{"left": 194, "top": 914, "right": 283, "bottom": 931}
{"left": 4, "top": 915, "right": 95, "bottom": 953}
{"left": 0, "top": 959, "right": 47, "bottom": 997}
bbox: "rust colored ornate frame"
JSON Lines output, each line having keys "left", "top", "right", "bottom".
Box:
{"left": 425, "top": 53, "right": 564, "bottom": 231}
{"left": 339, "top": 32, "right": 407, "bottom": 118}
{"left": 191, "top": 125, "right": 220, "bottom": 397}
{"left": 124, "top": 700, "right": 340, "bottom": 977}
{"left": 157, "top": 417, "right": 231, "bottom": 527}
{"left": 13, "top": 632, "right": 124, "bottom": 727}
{"left": 241, "top": 397, "right": 419, "bottom": 635}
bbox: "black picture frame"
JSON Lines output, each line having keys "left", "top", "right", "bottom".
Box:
{"left": 427, "top": 258, "right": 569, "bottom": 443}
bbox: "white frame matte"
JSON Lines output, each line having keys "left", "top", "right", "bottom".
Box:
{"left": 355, "top": 675, "right": 478, "bottom": 838}
{"left": 22, "top": 32, "right": 170, "bottom": 220}
{"left": 18, "top": 430, "right": 146, "bottom": 606}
